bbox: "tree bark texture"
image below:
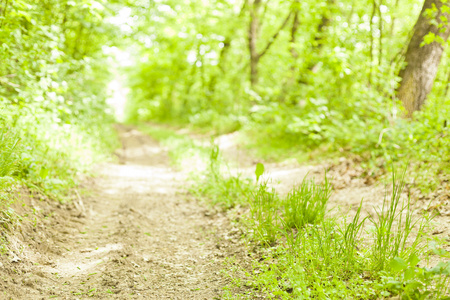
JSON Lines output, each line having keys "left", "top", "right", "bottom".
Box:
{"left": 397, "top": 0, "right": 450, "bottom": 117}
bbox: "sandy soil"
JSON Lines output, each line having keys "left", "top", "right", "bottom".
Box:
{"left": 0, "top": 126, "right": 250, "bottom": 299}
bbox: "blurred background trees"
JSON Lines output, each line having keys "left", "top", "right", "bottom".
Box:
{"left": 0, "top": 0, "right": 119, "bottom": 195}
{"left": 123, "top": 0, "right": 449, "bottom": 190}
{"left": 124, "top": 0, "right": 450, "bottom": 125}
{"left": 1, "top": 0, "right": 448, "bottom": 192}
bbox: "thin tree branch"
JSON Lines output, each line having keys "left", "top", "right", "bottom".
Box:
{"left": 238, "top": 0, "right": 248, "bottom": 18}
{"left": 259, "top": 0, "right": 271, "bottom": 30}
{"left": 289, "top": 6, "right": 300, "bottom": 60}
{"left": 258, "top": 10, "right": 292, "bottom": 59}
{"left": 444, "top": 66, "right": 450, "bottom": 97}
{"left": 390, "top": 0, "right": 400, "bottom": 36}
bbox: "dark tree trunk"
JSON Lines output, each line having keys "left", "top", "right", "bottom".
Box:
{"left": 313, "top": 0, "right": 334, "bottom": 49}
{"left": 397, "top": 0, "right": 450, "bottom": 117}
{"left": 289, "top": 2, "right": 300, "bottom": 62}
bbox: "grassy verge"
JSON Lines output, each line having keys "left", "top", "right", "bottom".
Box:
{"left": 195, "top": 148, "right": 449, "bottom": 299}
{"left": 241, "top": 101, "right": 450, "bottom": 194}
{"left": 138, "top": 124, "right": 450, "bottom": 299}
{"left": 0, "top": 111, "right": 118, "bottom": 252}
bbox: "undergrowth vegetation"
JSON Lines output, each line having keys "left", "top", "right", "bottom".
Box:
{"left": 123, "top": 0, "right": 450, "bottom": 192}
{"left": 189, "top": 145, "right": 450, "bottom": 299}
{"left": 0, "top": 1, "right": 119, "bottom": 238}
{"left": 135, "top": 118, "right": 450, "bottom": 299}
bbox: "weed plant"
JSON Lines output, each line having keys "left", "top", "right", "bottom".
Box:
{"left": 250, "top": 181, "right": 280, "bottom": 246}
{"left": 370, "top": 171, "right": 430, "bottom": 271}
{"left": 283, "top": 175, "right": 332, "bottom": 229}
{"left": 338, "top": 200, "right": 367, "bottom": 271}
{"left": 197, "top": 144, "right": 254, "bottom": 209}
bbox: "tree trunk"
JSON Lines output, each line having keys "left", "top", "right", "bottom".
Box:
{"left": 397, "top": 0, "right": 450, "bottom": 117}
{"left": 298, "top": 0, "right": 334, "bottom": 84}
{"left": 289, "top": 1, "right": 300, "bottom": 62}
{"left": 313, "top": 0, "right": 334, "bottom": 50}
{"left": 249, "top": 0, "right": 262, "bottom": 87}
{"left": 248, "top": 0, "right": 291, "bottom": 87}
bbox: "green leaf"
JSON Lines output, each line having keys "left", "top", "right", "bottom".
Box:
{"left": 255, "top": 163, "right": 264, "bottom": 182}
{"left": 431, "top": 246, "right": 447, "bottom": 256}
{"left": 210, "top": 144, "right": 220, "bottom": 161}
{"left": 422, "top": 32, "right": 436, "bottom": 45}
{"left": 390, "top": 257, "right": 408, "bottom": 272}
{"left": 40, "top": 168, "right": 49, "bottom": 179}
{"left": 429, "top": 262, "right": 450, "bottom": 275}
{"left": 404, "top": 268, "right": 415, "bottom": 281}
{"left": 407, "top": 253, "right": 420, "bottom": 267}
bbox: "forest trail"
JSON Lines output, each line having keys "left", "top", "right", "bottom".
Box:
{"left": 2, "top": 126, "right": 248, "bottom": 299}
{"left": 2, "top": 126, "right": 449, "bottom": 299}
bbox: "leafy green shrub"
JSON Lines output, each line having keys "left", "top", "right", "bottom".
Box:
{"left": 0, "top": 0, "right": 119, "bottom": 200}
{"left": 379, "top": 250, "right": 450, "bottom": 299}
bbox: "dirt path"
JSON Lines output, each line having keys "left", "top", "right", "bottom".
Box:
{"left": 1, "top": 127, "right": 247, "bottom": 299}
{"left": 1, "top": 126, "right": 448, "bottom": 299}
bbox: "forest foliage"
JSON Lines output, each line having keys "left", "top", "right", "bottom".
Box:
{"left": 0, "top": 0, "right": 119, "bottom": 202}
{"left": 124, "top": 0, "right": 450, "bottom": 190}
{"left": 1, "top": 0, "right": 449, "bottom": 298}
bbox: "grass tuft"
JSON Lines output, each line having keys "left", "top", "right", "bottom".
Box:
{"left": 283, "top": 175, "right": 332, "bottom": 229}
{"left": 370, "top": 170, "right": 430, "bottom": 271}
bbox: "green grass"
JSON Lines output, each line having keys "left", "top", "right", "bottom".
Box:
{"left": 242, "top": 101, "right": 450, "bottom": 194}
{"left": 137, "top": 123, "right": 449, "bottom": 299}
{"left": 249, "top": 181, "right": 280, "bottom": 246}
{"left": 0, "top": 126, "right": 20, "bottom": 180}
{"left": 190, "top": 143, "right": 450, "bottom": 299}
{"left": 370, "top": 171, "right": 430, "bottom": 272}
{"left": 283, "top": 175, "right": 332, "bottom": 229}
{"left": 0, "top": 111, "right": 118, "bottom": 254}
